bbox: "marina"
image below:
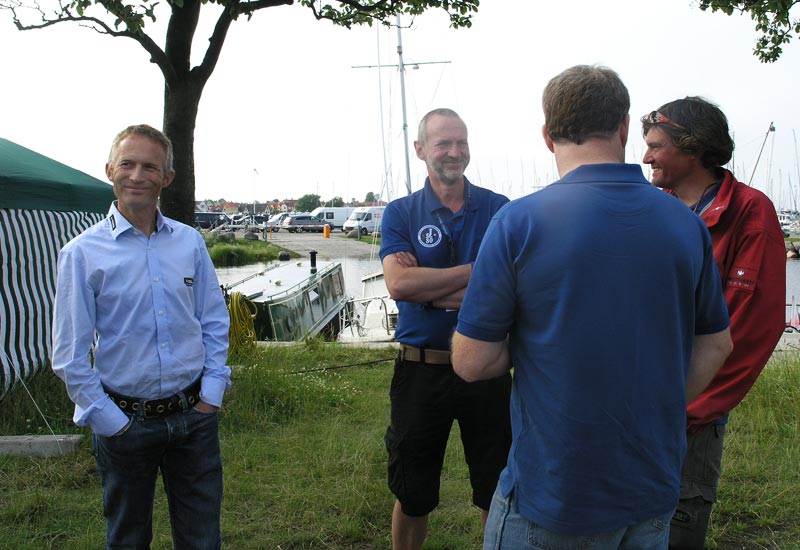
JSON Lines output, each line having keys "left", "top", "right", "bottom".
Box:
{"left": 216, "top": 231, "right": 800, "bottom": 348}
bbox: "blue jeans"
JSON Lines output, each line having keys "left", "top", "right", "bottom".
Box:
{"left": 483, "top": 485, "right": 673, "bottom": 550}
{"left": 92, "top": 408, "right": 223, "bottom": 550}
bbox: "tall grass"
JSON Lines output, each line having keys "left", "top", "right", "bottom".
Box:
{"left": 205, "top": 235, "right": 295, "bottom": 267}
{"left": 2, "top": 346, "right": 799, "bottom": 549}
{"left": 708, "top": 352, "right": 800, "bottom": 549}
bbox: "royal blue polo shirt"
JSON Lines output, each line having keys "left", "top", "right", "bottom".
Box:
{"left": 457, "top": 163, "right": 730, "bottom": 535}
{"left": 380, "top": 177, "right": 508, "bottom": 349}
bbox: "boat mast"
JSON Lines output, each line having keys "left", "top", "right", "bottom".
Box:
{"left": 793, "top": 130, "right": 800, "bottom": 211}
{"left": 748, "top": 122, "right": 775, "bottom": 186}
{"left": 396, "top": 15, "right": 413, "bottom": 196}
{"left": 353, "top": 18, "right": 450, "bottom": 197}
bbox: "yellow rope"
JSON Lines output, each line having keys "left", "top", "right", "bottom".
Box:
{"left": 227, "top": 292, "right": 257, "bottom": 355}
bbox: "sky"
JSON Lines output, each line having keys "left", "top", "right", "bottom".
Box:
{"left": 1, "top": 0, "right": 799, "bottom": 210}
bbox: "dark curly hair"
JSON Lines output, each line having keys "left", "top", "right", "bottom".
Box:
{"left": 641, "top": 97, "right": 734, "bottom": 169}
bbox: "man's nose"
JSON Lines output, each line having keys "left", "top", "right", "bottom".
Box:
{"left": 129, "top": 165, "right": 146, "bottom": 181}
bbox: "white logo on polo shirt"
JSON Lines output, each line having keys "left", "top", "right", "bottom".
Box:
{"left": 417, "top": 225, "right": 443, "bottom": 248}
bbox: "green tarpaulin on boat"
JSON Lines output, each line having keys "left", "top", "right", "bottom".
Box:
{"left": 1, "top": 137, "right": 114, "bottom": 401}
{"left": 0, "top": 137, "right": 113, "bottom": 213}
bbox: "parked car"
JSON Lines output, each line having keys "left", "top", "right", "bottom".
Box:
{"left": 250, "top": 215, "right": 268, "bottom": 230}
{"left": 226, "top": 214, "right": 249, "bottom": 230}
{"left": 264, "top": 212, "right": 289, "bottom": 233}
{"left": 281, "top": 214, "right": 331, "bottom": 233}
{"left": 195, "top": 211, "right": 231, "bottom": 229}
{"left": 235, "top": 214, "right": 267, "bottom": 230}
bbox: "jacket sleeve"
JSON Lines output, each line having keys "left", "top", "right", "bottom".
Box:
{"left": 687, "top": 207, "right": 786, "bottom": 430}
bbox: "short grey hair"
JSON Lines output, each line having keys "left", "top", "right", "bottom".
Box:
{"left": 108, "top": 124, "right": 174, "bottom": 174}
{"left": 417, "top": 108, "right": 463, "bottom": 145}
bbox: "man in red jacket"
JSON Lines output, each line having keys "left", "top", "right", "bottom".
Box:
{"left": 642, "top": 97, "right": 786, "bottom": 549}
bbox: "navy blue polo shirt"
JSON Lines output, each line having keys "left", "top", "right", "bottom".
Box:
{"left": 380, "top": 177, "right": 508, "bottom": 349}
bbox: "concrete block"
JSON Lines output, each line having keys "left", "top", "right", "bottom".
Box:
{"left": 0, "top": 435, "right": 84, "bottom": 457}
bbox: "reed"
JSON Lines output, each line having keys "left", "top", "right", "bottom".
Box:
{"left": 1, "top": 346, "right": 798, "bottom": 549}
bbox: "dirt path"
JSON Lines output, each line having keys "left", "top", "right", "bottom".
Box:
{"left": 260, "top": 230, "right": 381, "bottom": 261}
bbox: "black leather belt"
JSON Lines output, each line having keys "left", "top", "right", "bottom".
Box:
{"left": 399, "top": 344, "right": 452, "bottom": 365}
{"left": 105, "top": 378, "right": 202, "bottom": 418}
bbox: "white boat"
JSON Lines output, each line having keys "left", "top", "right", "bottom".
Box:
{"left": 224, "top": 252, "right": 347, "bottom": 342}
{"left": 338, "top": 270, "right": 398, "bottom": 343}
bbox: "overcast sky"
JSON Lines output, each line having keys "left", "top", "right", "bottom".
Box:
{"left": 1, "top": 1, "right": 798, "bottom": 209}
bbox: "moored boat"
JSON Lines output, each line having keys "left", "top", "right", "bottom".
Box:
{"left": 338, "top": 270, "right": 398, "bottom": 343}
{"left": 224, "top": 251, "right": 347, "bottom": 342}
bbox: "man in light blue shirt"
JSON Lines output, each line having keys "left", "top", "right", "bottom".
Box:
{"left": 52, "top": 124, "right": 230, "bottom": 549}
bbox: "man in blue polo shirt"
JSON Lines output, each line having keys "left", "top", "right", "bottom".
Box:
{"left": 452, "top": 66, "right": 733, "bottom": 549}
{"left": 380, "top": 108, "right": 512, "bottom": 550}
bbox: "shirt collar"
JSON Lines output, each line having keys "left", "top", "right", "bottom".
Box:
{"left": 697, "top": 169, "right": 734, "bottom": 226}
{"left": 556, "top": 163, "right": 649, "bottom": 185}
{"left": 106, "top": 201, "right": 173, "bottom": 239}
{"left": 422, "top": 176, "right": 475, "bottom": 213}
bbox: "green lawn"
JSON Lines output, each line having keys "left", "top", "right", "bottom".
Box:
{"left": 2, "top": 345, "right": 799, "bottom": 549}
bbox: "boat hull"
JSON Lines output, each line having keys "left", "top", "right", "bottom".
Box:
{"left": 226, "top": 259, "right": 347, "bottom": 342}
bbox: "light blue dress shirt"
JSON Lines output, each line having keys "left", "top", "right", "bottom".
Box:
{"left": 52, "top": 202, "right": 231, "bottom": 436}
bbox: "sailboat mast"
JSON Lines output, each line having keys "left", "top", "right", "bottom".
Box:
{"left": 793, "top": 129, "right": 800, "bottom": 211}
{"left": 396, "top": 15, "right": 413, "bottom": 196}
{"left": 748, "top": 122, "right": 775, "bottom": 186}
{"left": 353, "top": 20, "right": 450, "bottom": 198}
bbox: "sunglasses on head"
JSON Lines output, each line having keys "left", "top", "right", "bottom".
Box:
{"left": 641, "top": 111, "right": 686, "bottom": 130}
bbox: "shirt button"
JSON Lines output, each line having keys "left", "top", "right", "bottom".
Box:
{"left": 158, "top": 311, "right": 164, "bottom": 316}
{"left": 154, "top": 277, "right": 159, "bottom": 282}
{"left": 161, "top": 343, "right": 166, "bottom": 349}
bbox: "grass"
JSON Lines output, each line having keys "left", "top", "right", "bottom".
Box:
{"left": 340, "top": 232, "right": 382, "bottom": 246}
{"left": 205, "top": 235, "right": 297, "bottom": 267}
{"left": 2, "top": 346, "right": 799, "bottom": 549}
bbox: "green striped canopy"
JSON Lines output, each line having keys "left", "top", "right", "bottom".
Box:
{"left": 1, "top": 137, "right": 113, "bottom": 400}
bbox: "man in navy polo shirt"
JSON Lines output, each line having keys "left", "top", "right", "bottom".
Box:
{"left": 380, "top": 108, "right": 512, "bottom": 550}
{"left": 452, "top": 66, "right": 733, "bottom": 549}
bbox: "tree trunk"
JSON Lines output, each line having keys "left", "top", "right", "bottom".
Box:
{"left": 160, "top": 78, "right": 204, "bottom": 226}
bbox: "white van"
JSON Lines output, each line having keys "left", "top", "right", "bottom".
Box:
{"left": 343, "top": 206, "right": 385, "bottom": 235}
{"left": 310, "top": 207, "right": 355, "bottom": 231}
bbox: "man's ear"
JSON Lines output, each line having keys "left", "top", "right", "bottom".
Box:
{"left": 542, "top": 125, "right": 555, "bottom": 153}
{"left": 162, "top": 170, "right": 176, "bottom": 189}
{"left": 619, "top": 114, "right": 630, "bottom": 148}
{"left": 413, "top": 140, "right": 425, "bottom": 160}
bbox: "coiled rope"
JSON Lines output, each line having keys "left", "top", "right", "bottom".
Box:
{"left": 227, "top": 292, "right": 258, "bottom": 355}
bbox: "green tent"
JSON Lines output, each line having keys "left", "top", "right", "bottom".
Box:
{"left": 0, "top": 137, "right": 112, "bottom": 213}
{"left": 0, "top": 137, "right": 114, "bottom": 400}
